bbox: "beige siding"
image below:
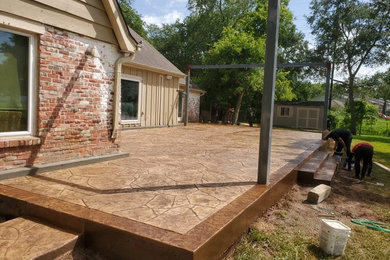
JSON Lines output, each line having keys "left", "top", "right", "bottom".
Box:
{"left": 0, "top": 0, "right": 117, "bottom": 45}
{"left": 273, "top": 104, "right": 324, "bottom": 131}
{"left": 122, "top": 66, "right": 179, "bottom": 127}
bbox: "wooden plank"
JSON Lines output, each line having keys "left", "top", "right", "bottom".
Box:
{"left": 141, "top": 70, "right": 147, "bottom": 127}
{"left": 151, "top": 74, "right": 157, "bottom": 126}
{"left": 78, "top": 0, "right": 105, "bottom": 10}
{"left": 0, "top": 12, "right": 45, "bottom": 34}
{"left": 0, "top": 0, "right": 117, "bottom": 45}
{"left": 33, "top": 0, "right": 112, "bottom": 28}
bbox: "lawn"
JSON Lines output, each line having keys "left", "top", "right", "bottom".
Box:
{"left": 352, "top": 135, "right": 390, "bottom": 168}
{"left": 226, "top": 165, "right": 390, "bottom": 259}
{"left": 361, "top": 118, "right": 390, "bottom": 136}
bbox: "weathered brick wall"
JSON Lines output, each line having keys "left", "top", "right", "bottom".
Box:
{"left": 0, "top": 26, "right": 122, "bottom": 170}
{"left": 188, "top": 92, "right": 200, "bottom": 122}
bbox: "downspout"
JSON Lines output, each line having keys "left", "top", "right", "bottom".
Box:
{"left": 111, "top": 52, "right": 135, "bottom": 139}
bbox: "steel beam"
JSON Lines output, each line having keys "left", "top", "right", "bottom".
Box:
{"left": 189, "top": 62, "right": 326, "bottom": 70}
{"left": 258, "top": 0, "right": 280, "bottom": 184}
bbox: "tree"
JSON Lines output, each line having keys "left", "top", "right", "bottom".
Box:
{"left": 147, "top": 0, "right": 256, "bottom": 72}
{"left": 308, "top": 0, "right": 390, "bottom": 134}
{"left": 367, "top": 69, "right": 390, "bottom": 114}
{"left": 343, "top": 100, "right": 378, "bottom": 135}
{"left": 117, "top": 0, "right": 148, "bottom": 39}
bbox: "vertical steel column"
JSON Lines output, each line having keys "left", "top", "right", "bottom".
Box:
{"left": 323, "top": 62, "right": 331, "bottom": 130}
{"left": 258, "top": 0, "right": 280, "bottom": 184}
{"left": 184, "top": 67, "right": 190, "bottom": 126}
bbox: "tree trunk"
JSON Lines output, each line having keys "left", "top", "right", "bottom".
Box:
{"left": 382, "top": 99, "right": 387, "bottom": 115}
{"left": 233, "top": 91, "right": 245, "bottom": 125}
{"left": 348, "top": 76, "right": 357, "bottom": 135}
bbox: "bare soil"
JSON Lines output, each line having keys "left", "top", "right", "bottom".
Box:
{"left": 224, "top": 167, "right": 390, "bottom": 259}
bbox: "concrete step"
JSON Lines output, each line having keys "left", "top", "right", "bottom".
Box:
{"left": 298, "top": 150, "right": 330, "bottom": 184}
{"left": 0, "top": 217, "right": 80, "bottom": 260}
{"left": 313, "top": 156, "right": 338, "bottom": 185}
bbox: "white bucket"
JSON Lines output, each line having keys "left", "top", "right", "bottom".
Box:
{"left": 319, "top": 219, "right": 351, "bottom": 256}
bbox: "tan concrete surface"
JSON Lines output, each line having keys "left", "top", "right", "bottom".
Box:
{"left": 0, "top": 217, "right": 79, "bottom": 259}
{"left": 0, "top": 124, "right": 321, "bottom": 234}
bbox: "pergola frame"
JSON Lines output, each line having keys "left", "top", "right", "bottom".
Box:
{"left": 184, "top": 0, "right": 331, "bottom": 184}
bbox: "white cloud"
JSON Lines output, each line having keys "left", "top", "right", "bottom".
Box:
{"left": 143, "top": 10, "right": 185, "bottom": 26}
{"left": 168, "top": 0, "right": 187, "bottom": 8}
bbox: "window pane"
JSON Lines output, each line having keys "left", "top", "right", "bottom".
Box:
{"left": 0, "top": 30, "right": 29, "bottom": 132}
{"left": 178, "top": 91, "right": 182, "bottom": 117}
{"left": 121, "top": 79, "right": 139, "bottom": 120}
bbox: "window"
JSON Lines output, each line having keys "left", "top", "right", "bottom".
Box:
{"left": 279, "top": 106, "right": 292, "bottom": 117}
{"left": 121, "top": 78, "right": 141, "bottom": 121}
{"left": 0, "top": 28, "right": 34, "bottom": 136}
{"left": 178, "top": 90, "right": 183, "bottom": 118}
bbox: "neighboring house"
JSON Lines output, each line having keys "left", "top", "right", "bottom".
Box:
{"left": 178, "top": 79, "right": 206, "bottom": 122}
{"left": 273, "top": 101, "right": 325, "bottom": 131}
{"left": 0, "top": 0, "right": 183, "bottom": 171}
{"left": 121, "top": 28, "right": 185, "bottom": 128}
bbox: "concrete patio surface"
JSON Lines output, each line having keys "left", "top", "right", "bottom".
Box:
{"left": 0, "top": 124, "right": 322, "bottom": 259}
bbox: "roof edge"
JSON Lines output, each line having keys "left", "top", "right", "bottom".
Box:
{"left": 102, "top": 0, "right": 138, "bottom": 53}
{"left": 124, "top": 62, "right": 186, "bottom": 78}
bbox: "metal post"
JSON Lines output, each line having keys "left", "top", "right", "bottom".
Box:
{"left": 258, "top": 0, "right": 280, "bottom": 184}
{"left": 323, "top": 62, "right": 331, "bottom": 130}
{"left": 184, "top": 67, "right": 190, "bottom": 126}
{"left": 329, "top": 62, "right": 335, "bottom": 110}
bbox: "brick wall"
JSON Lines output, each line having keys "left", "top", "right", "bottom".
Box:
{"left": 0, "top": 26, "right": 122, "bottom": 170}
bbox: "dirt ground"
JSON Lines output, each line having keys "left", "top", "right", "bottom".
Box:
{"left": 225, "top": 167, "right": 390, "bottom": 259}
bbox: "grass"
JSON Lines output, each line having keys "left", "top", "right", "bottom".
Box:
{"left": 230, "top": 163, "right": 390, "bottom": 260}
{"left": 361, "top": 118, "right": 390, "bottom": 136}
{"left": 352, "top": 135, "right": 390, "bottom": 168}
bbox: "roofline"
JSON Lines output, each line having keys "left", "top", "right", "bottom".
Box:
{"left": 124, "top": 62, "right": 186, "bottom": 78}
{"left": 102, "top": 0, "right": 138, "bottom": 53}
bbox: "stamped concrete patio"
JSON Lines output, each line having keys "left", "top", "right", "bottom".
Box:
{"left": 0, "top": 124, "right": 322, "bottom": 259}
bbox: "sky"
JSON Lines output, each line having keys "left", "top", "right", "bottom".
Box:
{"left": 132, "top": 0, "right": 387, "bottom": 78}
{"left": 133, "top": 0, "right": 313, "bottom": 41}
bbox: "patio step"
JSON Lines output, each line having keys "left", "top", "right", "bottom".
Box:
{"left": 313, "top": 156, "right": 339, "bottom": 185}
{"left": 0, "top": 217, "right": 80, "bottom": 259}
{"left": 298, "top": 150, "right": 338, "bottom": 185}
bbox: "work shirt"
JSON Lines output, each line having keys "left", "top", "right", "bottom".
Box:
{"left": 325, "top": 129, "right": 352, "bottom": 143}
{"left": 352, "top": 142, "right": 373, "bottom": 153}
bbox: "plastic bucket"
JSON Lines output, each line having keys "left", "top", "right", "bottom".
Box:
{"left": 319, "top": 219, "right": 351, "bottom": 256}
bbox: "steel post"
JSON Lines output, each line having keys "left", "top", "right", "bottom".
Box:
{"left": 258, "top": 0, "right": 280, "bottom": 184}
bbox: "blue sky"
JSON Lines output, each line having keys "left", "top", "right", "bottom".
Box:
{"left": 133, "top": 0, "right": 313, "bottom": 42}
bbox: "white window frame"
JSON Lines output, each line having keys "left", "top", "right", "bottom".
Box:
{"left": 120, "top": 75, "right": 142, "bottom": 123}
{"left": 278, "top": 106, "right": 293, "bottom": 118}
{"left": 0, "top": 27, "right": 36, "bottom": 137}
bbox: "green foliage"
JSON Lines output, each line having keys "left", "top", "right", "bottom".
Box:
{"left": 117, "top": 0, "right": 148, "bottom": 39}
{"left": 365, "top": 68, "right": 390, "bottom": 114}
{"left": 328, "top": 105, "right": 344, "bottom": 129}
{"left": 308, "top": 0, "right": 390, "bottom": 134}
{"left": 344, "top": 100, "right": 378, "bottom": 135}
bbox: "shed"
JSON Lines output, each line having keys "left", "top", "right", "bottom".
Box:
{"left": 273, "top": 101, "right": 325, "bottom": 131}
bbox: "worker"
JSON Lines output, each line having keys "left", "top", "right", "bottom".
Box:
{"left": 322, "top": 128, "right": 353, "bottom": 170}
{"left": 351, "top": 142, "right": 374, "bottom": 180}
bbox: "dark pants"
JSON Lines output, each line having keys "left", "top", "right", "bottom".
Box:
{"left": 354, "top": 145, "right": 374, "bottom": 180}
{"left": 336, "top": 135, "right": 352, "bottom": 170}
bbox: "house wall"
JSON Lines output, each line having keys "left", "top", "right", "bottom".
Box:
{"left": 273, "top": 104, "right": 324, "bottom": 130}
{"left": 179, "top": 85, "right": 202, "bottom": 122}
{"left": 0, "top": 0, "right": 117, "bottom": 45}
{"left": 0, "top": 25, "right": 121, "bottom": 170}
{"left": 121, "top": 66, "right": 179, "bottom": 127}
